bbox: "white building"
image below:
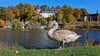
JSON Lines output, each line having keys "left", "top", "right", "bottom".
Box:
{"left": 40, "top": 13, "right": 55, "bottom": 18}
{"left": 36, "top": 6, "right": 60, "bottom": 18}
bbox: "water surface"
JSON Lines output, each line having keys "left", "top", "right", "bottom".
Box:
{"left": 0, "top": 30, "right": 100, "bottom": 48}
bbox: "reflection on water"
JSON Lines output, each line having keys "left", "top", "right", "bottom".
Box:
{"left": 0, "top": 30, "right": 100, "bottom": 49}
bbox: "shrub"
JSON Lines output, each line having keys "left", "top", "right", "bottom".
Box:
{"left": 12, "top": 19, "right": 23, "bottom": 30}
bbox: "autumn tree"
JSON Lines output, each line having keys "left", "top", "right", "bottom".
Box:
{"left": 80, "top": 8, "right": 88, "bottom": 15}
{"left": 0, "top": 19, "right": 5, "bottom": 26}
{"left": 63, "top": 4, "right": 73, "bottom": 18}
{"left": 56, "top": 11, "right": 63, "bottom": 22}
{"left": 19, "top": 4, "right": 35, "bottom": 21}
{"left": 8, "top": 6, "right": 15, "bottom": 10}
{"left": 48, "top": 15, "right": 53, "bottom": 21}
{"left": 13, "top": 8, "right": 20, "bottom": 19}
{"left": 51, "top": 6, "right": 55, "bottom": 9}
{"left": 7, "top": 6, "right": 21, "bottom": 21}
{"left": 73, "top": 8, "right": 82, "bottom": 20}
{"left": 56, "top": 6, "right": 61, "bottom": 9}
{"left": 26, "top": 5, "right": 35, "bottom": 20}
{"left": 0, "top": 3, "right": 89, "bottom": 25}
{"left": 6, "top": 10, "right": 13, "bottom": 21}
{"left": 70, "top": 14, "right": 75, "bottom": 24}
{"left": 16, "top": 3, "right": 25, "bottom": 21}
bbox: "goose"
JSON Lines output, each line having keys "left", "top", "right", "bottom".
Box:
{"left": 47, "top": 21, "right": 81, "bottom": 50}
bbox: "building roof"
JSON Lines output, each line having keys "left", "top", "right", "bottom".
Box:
{"left": 36, "top": 6, "right": 60, "bottom": 13}
{"left": 82, "top": 13, "right": 100, "bottom": 17}
{"left": 40, "top": 8, "right": 60, "bottom": 13}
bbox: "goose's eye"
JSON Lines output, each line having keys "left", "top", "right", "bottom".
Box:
{"left": 53, "top": 24, "right": 55, "bottom": 26}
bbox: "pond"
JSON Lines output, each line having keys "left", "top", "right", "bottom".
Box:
{"left": 0, "top": 30, "right": 100, "bottom": 49}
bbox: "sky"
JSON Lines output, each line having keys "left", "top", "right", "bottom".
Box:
{"left": 0, "top": 0, "right": 100, "bottom": 13}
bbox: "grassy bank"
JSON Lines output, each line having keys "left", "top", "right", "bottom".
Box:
{"left": 0, "top": 46, "right": 100, "bottom": 56}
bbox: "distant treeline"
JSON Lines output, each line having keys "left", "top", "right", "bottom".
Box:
{"left": 0, "top": 3, "right": 89, "bottom": 24}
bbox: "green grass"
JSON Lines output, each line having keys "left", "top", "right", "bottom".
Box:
{"left": 0, "top": 46, "right": 100, "bottom": 56}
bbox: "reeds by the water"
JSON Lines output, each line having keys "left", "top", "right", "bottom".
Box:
{"left": 0, "top": 42, "right": 19, "bottom": 48}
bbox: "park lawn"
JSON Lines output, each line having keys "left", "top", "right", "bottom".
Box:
{"left": 0, "top": 46, "right": 100, "bottom": 56}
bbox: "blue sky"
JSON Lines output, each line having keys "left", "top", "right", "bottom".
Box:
{"left": 0, "top": 0, "right": 99, "bottom": 13}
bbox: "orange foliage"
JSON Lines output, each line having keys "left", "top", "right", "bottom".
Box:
{"left": 70, "top": 14, "right": 75, "bottom": 24}
{"left": 48, "top": 15, "right": 53, "bottom": 21}
{"left": 13, "top": 8, "right": 20, "bottom": 19}
{"left": 8, "top": 9, "right": 13, "bottom": 14}
{"left": 73, "top": 8, "right": 82, "bottom": 19}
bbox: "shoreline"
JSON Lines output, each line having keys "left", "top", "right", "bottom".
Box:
{"left": 0, "top": 46, "right": 100, "bottom": 56}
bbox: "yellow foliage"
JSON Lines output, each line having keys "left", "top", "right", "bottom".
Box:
{"left": 0, "top": 19, "right": 5, "bottom": 26}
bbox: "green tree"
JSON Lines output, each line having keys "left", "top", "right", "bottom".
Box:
{"left": 41, "top": 5, "right": 49, "bottom": 8}
{"left": 63, "top": 4, "right": 69, "bottom": 10}
{"left": 66, "top": 14, "right": 72, "bottom": 23}
{"left": 16, "top": 3, "right": 25, "bottom": 11}
{"left": 12, "top": 19, "right": 23, "bottom": 30}
{"left": 0, "top": 7, "right": 7, "bottom": 20}
{"left": 53, "top": 15, "right": 56, "bottom": 21}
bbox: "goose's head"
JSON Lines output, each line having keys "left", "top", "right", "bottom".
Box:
{"left": 47, "top": 21, "right": 58, "bottom": 28}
